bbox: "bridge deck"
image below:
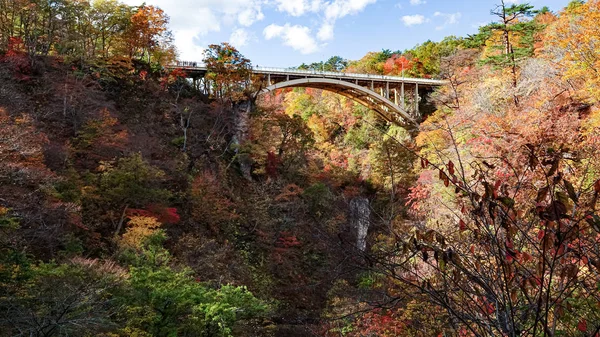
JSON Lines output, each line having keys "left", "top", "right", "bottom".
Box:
{"left": 170, "top": 64, "right": 445, "bottom": 87}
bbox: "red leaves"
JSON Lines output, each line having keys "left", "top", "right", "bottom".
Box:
{"left": 521, "top": 252, "right": 533, "bottom": 263}
{"left": 266, "top": 151, "right": 280, "bottom": 178}
{"left": 126, "top": 204, "right": 180, "bottom": 224}
{"left": 447, "top": 160, "right": 455, "bottom": 176}
{"left": 537, "top": 229, "right": 545, "bottom": 241}
{"left": 161, "top": 68, "right": 188, "bottom": 87}
{"left": 277, "top": 233, "right": 301, "bottom": 248}
{"left": 595, "top": 179, "right": 600, "bottom": 193}
{"left": 485, "top": 303, "right": 495, "bottom": 315}
{"left": 578, "top": 319, "right": 587, "bottom": 332}
{"left": 139, "top": 70, "right": 148, "bottom": 80}
{"left": 438, "top": 169, "right": 450, "bottom": 187}
{"left": 383, "top": 54, "right": 412, "bottom": 76}
{"left": 2, "top": 37, "right": 31, "bottom": 79}
{"left": 582, "top": 255, "right": 589, "bottom": 265}
{"left": 459, "top": 219, "right": 467, "bottom": 232}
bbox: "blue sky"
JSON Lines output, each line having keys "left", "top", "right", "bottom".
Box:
{"left": 122, "top": 0, "right": 573, "bottom": 68}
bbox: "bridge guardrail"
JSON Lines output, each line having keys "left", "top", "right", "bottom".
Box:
{"left": 252, "top": 66, "right": 444, "bottom": 84}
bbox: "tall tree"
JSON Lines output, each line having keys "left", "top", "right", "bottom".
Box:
{"left": 203, "top": 42, "right": 252, "bottom": 102}
{"left": 483, "top": 1, "right": 540, "bottom": 99}
{"left": 122, "top": 5, "right": 174, "bottom": 64}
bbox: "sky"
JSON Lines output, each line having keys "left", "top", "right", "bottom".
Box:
{"left": 121, "top": 0, "right": 574, "bottom": 68}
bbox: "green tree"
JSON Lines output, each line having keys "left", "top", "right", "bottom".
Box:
{"left": 90, "top": 0, "right": 132, "bottom": 58}
{"left": 118, "top": 235, "right": 268, "bottom": 337}
{"left": 482, "top": 1, "right": 542, "bottom": 95}
{"left": 0, "top": 258, "right": 123, "bottom": 336}
{"left": 405, "top": 37, "right": 462, "bottom": 76}
{"left": 84, "top": 153, "right": 170, "bottom": 236}
{"left": 298, "top": 56, "right": 348, "bottom": 72}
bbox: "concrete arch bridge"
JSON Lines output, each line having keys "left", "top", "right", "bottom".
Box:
{"left": 173, "top": 62, "right": 445, "bottom": 127}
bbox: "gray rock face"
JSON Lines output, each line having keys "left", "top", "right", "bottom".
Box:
{"left": 349, "top": 197, "right": 370, "bottom": 251}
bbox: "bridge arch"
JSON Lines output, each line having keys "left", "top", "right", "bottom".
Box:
{"left": 260, "top": 78, "right": 417, "bottom": 127}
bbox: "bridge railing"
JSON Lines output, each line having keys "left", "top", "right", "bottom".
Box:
{"left": 176, "top": 61, "right": 200, "bottom": 68}
{"left": 171, "top": 62, "right": 445, "bottom": 85}
{"left": 252, "top": 66, "right": 443, "bottom": 84}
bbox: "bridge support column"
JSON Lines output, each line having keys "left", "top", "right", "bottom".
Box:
{"left": 371, "top": 81, "right": 374, "bottom": 91}
{"left": 394, "top": 89, "right": 398, "bottom": 105}
{"left": 401, "top": 82, "right": 405, "bottom": 109}
{"left": 386, "top": 82, "right": 390, "bottom": 100}
{"left": 267, "top": 74, "right": 271, "bottom": 86}
{"left": 415, "top": 83, "right": 419, "bottom": 116}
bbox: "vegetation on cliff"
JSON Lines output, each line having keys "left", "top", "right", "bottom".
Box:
{"left": 2, "top": 0, "right": 600, "bottom": 336}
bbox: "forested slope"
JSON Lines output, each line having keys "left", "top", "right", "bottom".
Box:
{"left": 2, "top": 0, "right": 600, "bottom": 336}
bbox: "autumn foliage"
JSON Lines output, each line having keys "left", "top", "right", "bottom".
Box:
{"left": 4, "top": 0, "right": 600, "bottom": 336}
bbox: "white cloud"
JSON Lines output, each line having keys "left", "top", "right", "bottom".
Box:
{"left": 409, "top": 0, "right": 425, "bottom": 5}
{"left": 192, "top": 8, "right": 221, "bottom": 35}
{"left": 263, "top": 24, "right": 319, "bottom": 54}
{"left": 237, "top": 7, "right": 264, "bottom": 26}
{"left": 401, "top": 14, "right": 427, "bottom": 26}
{"left": 274, "top": 0, "right": 323, "bottom": 16}
{"left": 323, "top": 0, "right": 377, "bottom": 21}
{"left": 316, "top": 0, "right": 377, "bottom": 41}
{"left": 229, "top": 28, "right": 250, "bottom": 47}
{"left": 317, "top": 23, "right": 334, "bottom": 41}
{"left": 121, "top": 0, "right": 378, "bottom": 58}
{"left": 121, "top": 0, "right": 266, "bottom": 59}
{"left": 434, "top": 11, "right": 461, "bottom": 30}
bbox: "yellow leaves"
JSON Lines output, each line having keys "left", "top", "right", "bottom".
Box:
{"left": 0, "top": 207, "right": 8, "bottom": 216}
{"left": 120, "top": 216, "right": 162, "bottom": 249}
{"left": 545, "top": 0, "right": 600, "bottom": 102}
{"left": 582, "top": 105, "right": 600, "bottom": 133}
{"left": 307, "top": 114, "right": 330, "bottom": 143}
{"left": 14, "top": 114, "right": 33, "bottom": 125}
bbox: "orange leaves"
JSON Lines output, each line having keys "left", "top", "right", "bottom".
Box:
{"left": 124, "top": 5, "right": 173, "bottom": 62}
{"left": 275, "top": 184, "right": 304, "bottom": 201}
{"left": 191, "top": 172, "right": 238, "bottom": 231}
{"left": 545, "top": 0, "right": 600, "bottom": 102}
{"left": 160, "top": 68, "right": 187, "bottom": 88}
{"left": 203, "top": 42, "right": 252, "bottom": 102}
